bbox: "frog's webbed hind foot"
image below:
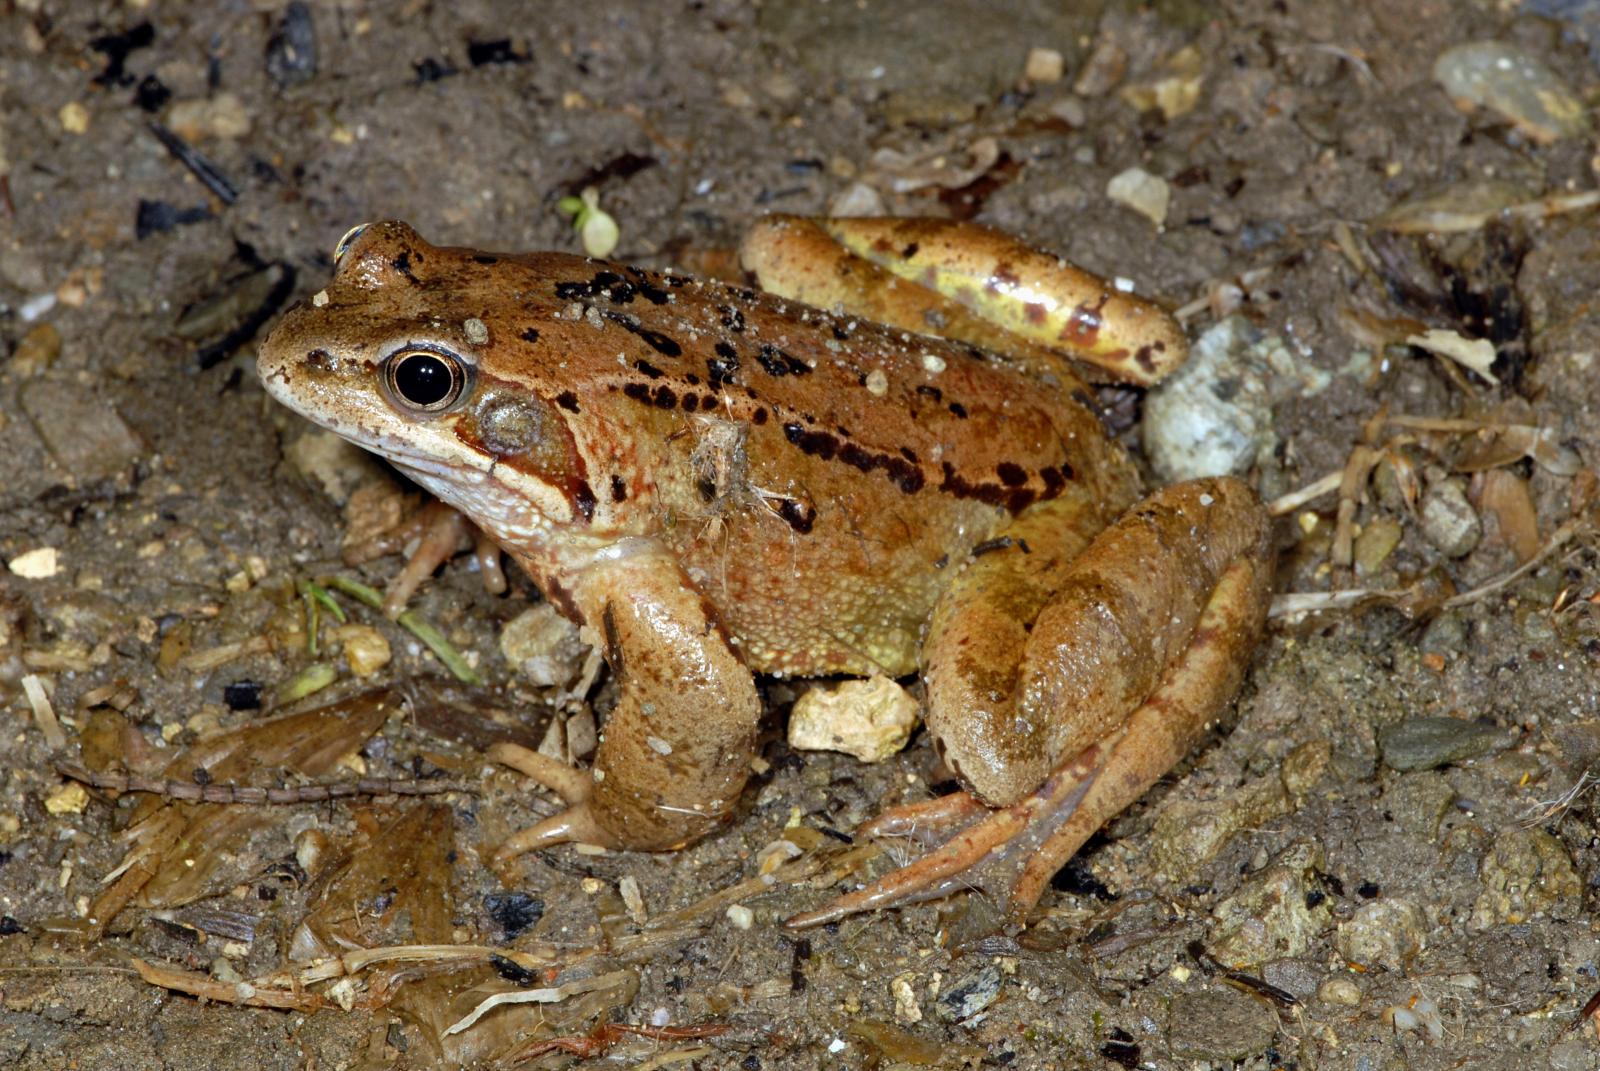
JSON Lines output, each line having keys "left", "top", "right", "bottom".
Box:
{"left": 345, "top": 499, "right": 506, "bottom": 616}
{"left": 487, "top": 742, "right": 612, "bottom": 863}
{"left": 786, "top": 543, "right": 1270, "bottom": 931}
{"left": 784, "top": 740, "right": 1110, "bottom": 931}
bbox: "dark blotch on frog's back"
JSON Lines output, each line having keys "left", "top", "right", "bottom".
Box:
{"left": 936, "top": 460, "right": 1075, "bottom": 514}
{"left": 780, "top": 421, "right": 924, "bottom": 494}
{"left": 553, "top": 268, "right": 670, "bottom": 307}
{"left": 708, "top": 343, "right": 740, "bottom": 386}
{"left": 610, "top": 475, "right": 627, "bottom": 502}
{"left": 556, "top": 391, "right": 580, "bottom": 413}
{"left": 755, "top": 343, "right": 810, "bottom": 377}
{"left": 773, "top": 497, "right": 816, "bottom": 534}
{"left": 572, "top": 480, "right": 596, "bottom": 522}
{"left": 602, "top": 310, "right": 682, "bottom": 358}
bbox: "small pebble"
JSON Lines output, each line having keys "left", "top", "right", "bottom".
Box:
{"left": 58, "top": 101, "right": 89, "bottom": 134}
{"left": 499, "top": 604, "right": 588, "bottom": 688}
{"left": 935, "top": 964, "right": 1002, "bottom": 1022}
{"left": 1318, "top": 975, "right": 1362, "bottom": 1006}
{"left": 1106, "top": 167, "right": 1170, "bottom": 227}
{"left": 265, "top": 1, "right": 318, "bottom": 89}
{"left": 45, "top": 782, "right": 89, "bottom": 815}
{"left": 828, "top": 181, "right": 885, "bottom": 217}
{"left": 892, "top": 973, "right": 922, "bottom": 1023}
{"left": 9, "top": 322, "right": 61, "bottom": 377}
{"left": 788, "top": 675, "right": 920, "bottom": 762}
{"left": 619, "top": 875, "right": 647, "bottom": 924}
{"left": 166, "top": 93, "right": 252, "bottom": 140}
{"left": 1418, "top": 480, "right": 1481, "bottom": 558}
{"left": 8, "top": 547, "right": 59, "bottom": 579}
{"left": 1433, "top": 40, "right": 1589, "bottom": 142}
{"left": 726, "top": 904, "right": 754, "bottom": 930}
{"left": 1336, "top": 899, "right": 1426, "bottom": 970}
{"left": 1024, "top": 47, "right": 1065, "bottom": 83}
{"left": 331, "top": 624, "right": 391, "bottom": 677}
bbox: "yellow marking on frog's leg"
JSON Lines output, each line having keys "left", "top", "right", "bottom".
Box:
{"left": 742, "top": 215, "right": 1188, "bottom": 386}
{"left": 786, "top": 478, "right": 1271, "bottom": 930}
{"left": 492, "top": 548, "right": 761, "bottom": 860}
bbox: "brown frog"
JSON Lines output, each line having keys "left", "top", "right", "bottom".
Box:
{"left": 257, "top": 216, "right": 1272, "bottom": 929}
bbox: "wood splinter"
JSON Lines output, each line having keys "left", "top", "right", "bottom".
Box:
{"left": 57, "top": 761, "right": 473, "bottom": 804}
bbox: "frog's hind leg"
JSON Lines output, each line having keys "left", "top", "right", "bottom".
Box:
{"left": 741, "top": 215, "right": 1187, "bottom": 386}
{"left": 786, "top": 478, "right": 1272, "bottom": 930}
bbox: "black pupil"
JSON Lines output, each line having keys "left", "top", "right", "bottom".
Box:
{"left": 393, "top": 353, "right": 453, "bottom": 406}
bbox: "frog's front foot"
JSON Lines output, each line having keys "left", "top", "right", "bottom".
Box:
{"left": 487, "top": 549, "right": 762, "bottom": 864}
{"left": 487, "top": 742, "right": 615, "bottom": 859}
{"left": 787, "top": 478, "right": 1272, "bottom": 931}
{"left": 345, "top": 499, "right": 506, "bottom": 616}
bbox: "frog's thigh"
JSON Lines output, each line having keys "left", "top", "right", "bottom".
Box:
{"left": 921, "top": 482, "right": 1112, "bottom": 801}
{"left": 501, "top": 552, "right": 760, "bottom": 856}
{"left": 925, "top": 477, "right": 1271, "bottom": 806}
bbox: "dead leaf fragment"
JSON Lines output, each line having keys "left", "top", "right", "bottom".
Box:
{"left": 1475, "top": 469, "right": 1541, "bottom": 563}
{"left": 1405, "top": 329, "right": 1499, "bottom": 384}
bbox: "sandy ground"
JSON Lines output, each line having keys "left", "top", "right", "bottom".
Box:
{"left": 2, "top": 2, "right": 1600, "bottom": 1068}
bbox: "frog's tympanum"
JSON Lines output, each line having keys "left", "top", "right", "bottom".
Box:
{"left": 258, "top": 217, "right": 1272, "bottom": 929}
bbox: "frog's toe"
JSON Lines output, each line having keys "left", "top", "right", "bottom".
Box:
{"left": 487, "top": 742, "right": 593, "bottom": 804}
{"left": 492, "top": 803, "right": 613, "bottom": 864}
{"left": 488, "top": 742, "right": 614, "bottom": 863}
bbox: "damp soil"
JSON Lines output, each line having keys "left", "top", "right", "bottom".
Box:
{"left": 3, "top": 2, "right": 1600, "bottom": 1069}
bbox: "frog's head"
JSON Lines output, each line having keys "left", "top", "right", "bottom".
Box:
{"left": 257, "top": 221, "right": 588, "bottom": 552}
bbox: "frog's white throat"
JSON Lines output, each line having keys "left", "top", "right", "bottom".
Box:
{"left": 391, "top": 457, "right": 562, "bottom": 553}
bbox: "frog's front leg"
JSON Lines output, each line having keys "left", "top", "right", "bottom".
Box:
{"left": 788, "top": 478, "right": 1272, "bottom": 930}
{"left": 490, "top": 544, "right": 760, "bottom": 860}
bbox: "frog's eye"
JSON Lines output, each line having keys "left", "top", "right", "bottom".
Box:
{"left": 333, "top": 223, "right": 370, "bottom": 263}
{"left": 384, "top": 348, "right": 467, "bottom": 413}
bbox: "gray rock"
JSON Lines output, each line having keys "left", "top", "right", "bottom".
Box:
{"left": 1418, "top": 480, "right": 1481, "bottom": 558}
{"left": 1166, "top": 987, "right": 1276, "bottom": 1061}
{"left": 1378, "top": 716, "right": 1511, "bottom": 771}
{"left": 1209, "top": 840, "right": 1332, "bottom": 965}
{"left": 1379, "top": 771, "right": 1456, "bottom": 838}
{"left": 935, "top": 963, "right": 1003, "bottom": 1023}
{"left": 1419, "top": 610, "right": 1467, "bottom": 656}
{"left": 18, "top": 377, "right": 145, "bottom": 483}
